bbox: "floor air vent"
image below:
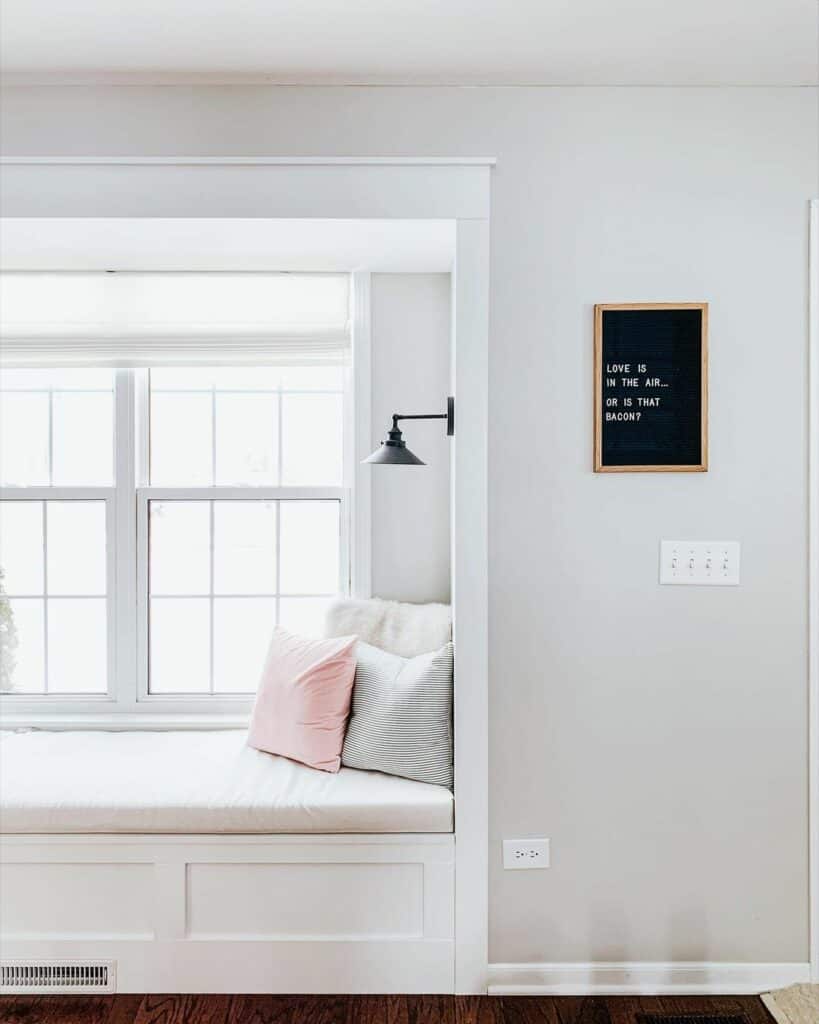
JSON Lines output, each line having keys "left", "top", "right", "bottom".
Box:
{"left": 636, "top": 1016, "right": 749, "bottom": 1024}
{"left": 0, "top": 960, "right": 115, "bottom": 993}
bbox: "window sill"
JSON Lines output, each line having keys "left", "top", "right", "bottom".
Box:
{"left": 0, "top": 712, "right": 250, "bottom": 731}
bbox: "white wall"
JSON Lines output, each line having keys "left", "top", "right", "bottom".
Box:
{"left": 1, "top": 84, "right": 816, "bottom": 966}
{"left": 370, "top": 273, "right": 451, "bottom": 604}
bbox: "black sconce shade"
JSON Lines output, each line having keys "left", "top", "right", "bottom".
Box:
{"left": 364, "top": 397, "right": 454, "bottom": 466}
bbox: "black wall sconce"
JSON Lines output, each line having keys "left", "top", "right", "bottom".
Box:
{"left": 363, "top": 396, "right": 454, "bottom": 465}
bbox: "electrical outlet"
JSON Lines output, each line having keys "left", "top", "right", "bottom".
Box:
{"left": 503, "top": 838, "right": 550, "bottom": 870}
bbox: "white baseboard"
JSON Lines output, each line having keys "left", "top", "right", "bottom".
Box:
{"left": 488, "top": 961, "right": 811, "bottom": 996}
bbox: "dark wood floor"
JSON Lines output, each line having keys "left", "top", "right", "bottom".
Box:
{"left": 0, "top": 994, "right": 775, "bottom": 1024}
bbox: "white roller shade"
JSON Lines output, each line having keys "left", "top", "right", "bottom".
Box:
{"left": 0, "top": 272, "right": 351, "bottom": 366}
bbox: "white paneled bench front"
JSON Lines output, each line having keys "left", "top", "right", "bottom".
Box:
{"left": 0, "top": 730, "right": 455, "bottom": 994}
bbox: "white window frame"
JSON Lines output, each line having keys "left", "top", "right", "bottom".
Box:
{"left": 0, "top": 367, "right": 121, "bottom": 710}
{"left": 0, "top": 272, "right": 371, "bottom": 727}
{"left": 0, "top": 487, "right": 117, "bottom": 704}
{"left": 134, "top": 486, "right": 349, "bottom": 714}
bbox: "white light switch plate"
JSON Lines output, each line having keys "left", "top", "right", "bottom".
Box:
{"left": 503, "top": 838, "right": 550, "bottom": 870}
{"left": 660, "top": 540, "right": 740, "bottom": 586}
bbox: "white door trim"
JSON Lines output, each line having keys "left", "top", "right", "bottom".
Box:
{"left": 451, "top": 218, "right": 490, "bottom": 992}
{"left": 809, "top": 197, "right": 818, "bottom": 983}
{"left": 0, "top": 157, "right": 491, "bottom": 994}
{"left": 0, "top": 160, "right": 490, "bottom": 220}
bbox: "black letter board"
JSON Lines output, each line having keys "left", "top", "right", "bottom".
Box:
{"left": 594, "top": 303, "right": 708, "bottom": 472}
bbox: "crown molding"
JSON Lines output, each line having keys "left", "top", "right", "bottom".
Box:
{"left": 0, "top": 156, "right": 497, "bottom": 166}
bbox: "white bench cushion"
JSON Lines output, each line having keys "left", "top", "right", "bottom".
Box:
{"left": 0, "top": 730, "right": 454, "bottom": 834}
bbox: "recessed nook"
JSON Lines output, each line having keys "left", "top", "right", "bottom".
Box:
{"left": 0, "top": 158, "right": 490, "bottom": 994}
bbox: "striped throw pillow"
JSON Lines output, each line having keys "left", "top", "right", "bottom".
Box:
{"left": 341, "top": 641, "right": 454, "bottom": 788}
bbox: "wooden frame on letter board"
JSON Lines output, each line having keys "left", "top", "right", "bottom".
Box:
{"left": 593, "top": 302, "right": 708, "bottom": 473}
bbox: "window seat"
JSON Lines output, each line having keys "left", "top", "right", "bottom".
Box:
{"left": 0, "top": 729, "right": 454, "bottom": 834}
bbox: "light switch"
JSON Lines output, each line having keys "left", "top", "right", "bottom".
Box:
{"left": 660, "top": 540, "right": 740, "bottom": 586}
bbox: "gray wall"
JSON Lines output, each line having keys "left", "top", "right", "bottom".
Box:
{"left": 2, "top": 84, "right": 815, "bottom": 964}
{"left": 371, "top": 273, "right": 451, "bottom": 605}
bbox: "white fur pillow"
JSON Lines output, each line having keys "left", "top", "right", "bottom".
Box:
{"left": 324, "top": 598, "right": 451, "bottom": 658}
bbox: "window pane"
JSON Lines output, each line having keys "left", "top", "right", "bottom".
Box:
{"left": 215, "top": 367, "right": 283, "bottom": 390}
{"left": 215, "top": 393, "right": 278, "bottom": 485}
{"left": 0, "top": 501, "right": 43, "bottom": 595}
{"left": 0, "top": 369, "right": 113, "bottom": 390}
{"left": 213, "top": 597, "right": 276, "bottom": 693}
{"left": 149, "top": 367, "right": 345, "bottom": 488}
{"left": 150, "top": 393, "right": 212, "bottom": 485}
{"left": 52, "top": 369, "right": 114, "bottom": 391}
{"left": 47, "top": 598, "right": 106, "bottom": 693}
{"left": 281, "top": 393, "right": 343, "bottom": 486}
{"left": 149, "top": 367, "right": 215, "bottom": 391}
{"left": 279, "top": 366, "right": 344, "bottom": 391}
{"left": 151, "top": 367, "right": 343, "bottom": 392}
{"left": 279, "top": 597, "right": 332, "bottom": 639}
{"left": 213, "top": 502, "right": 276, "bottom": 595}
{"left": 150, "top": 501, "right": 210, "bottom": 595}
{"left": 0, "top": 500, "right": 108, "bottom": 695}
{"left": 1, "top": 597, "right": 44, "bottom": 693}
{"left": 0, "top": 392, "right": 49, "bottom": 485}
{"left": 0, "top": 369, "right": 54, "bottom": 390}
{"left": 154, "top": 367, "right": 287, "bottom": 391}
{"left": 145, "top": 359, "right": 348, "bottom": 699}
{"left": 47, "top": 501, "right": 106, "bottom": 596}
{"left": 279, "top": 501, "right": 340, "bottom": 594}
{"left": 52, "top": 392, "right": 113, "bottom": 485}
{"left": 150, "top": 598, "right": 210, "bottom": 693}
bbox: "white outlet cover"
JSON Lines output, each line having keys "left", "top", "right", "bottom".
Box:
{"left": 503, "top": 838, "right": 550, "bottom": 870}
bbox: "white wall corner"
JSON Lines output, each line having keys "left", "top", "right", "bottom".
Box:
{"left": 487, "top": 961, "right": 812, "bottom": 996}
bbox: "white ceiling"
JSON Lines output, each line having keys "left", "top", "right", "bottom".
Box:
{"left": 0, "top": 0, "right": 816, "bottom": 86}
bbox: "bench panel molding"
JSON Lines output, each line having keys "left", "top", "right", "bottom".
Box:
{"left": 185, "top": 861, "right": 424, "bottom": 939}
{"left": 0, "top": 833, "right": 455, "bottom": 994}
{"left": 0, "top": 862, "right": 155, "bottom": 940}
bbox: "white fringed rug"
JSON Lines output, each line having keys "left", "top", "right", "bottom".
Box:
{"left": 761, "top": 984, "right": 819, "bottom": 1024}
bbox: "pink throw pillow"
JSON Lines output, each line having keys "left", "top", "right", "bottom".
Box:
{"left": 247, "top": 627, "right": 358, "bottom": 773}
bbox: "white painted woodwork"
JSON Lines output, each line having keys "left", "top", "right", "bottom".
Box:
{"left": 0, "top": 833, "right": 455, "bottom": 993}
{"left": 0, "top": 862, "right": 155, "bottom": 939}
{"left": 488, "top": 961, "right": 812, "bottom": 996}
{"left": 0, "top": 218, "right": 456, "bottom": 273}
{"left": 0, "top": 158, "right": 491, "bottom": 993}
{"left": 0, "top": 162, "right": 492, "bottom": 221}
{"left": 451, "top": 218, "right": 489, "bottom": 992}
{"left": 350, "top": 270, "right": 373, "bottom": 599}
{"left": 186, "top": 861, "right": 422, "bottom": 938}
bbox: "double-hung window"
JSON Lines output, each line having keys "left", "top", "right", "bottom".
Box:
{"left": 0, "top": 272, "right": 355, "bottom": 719}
